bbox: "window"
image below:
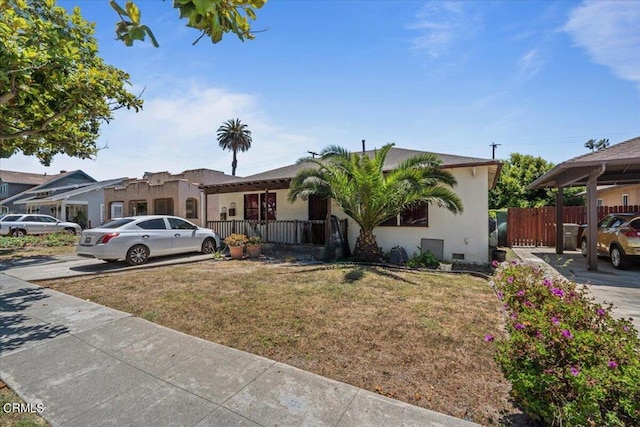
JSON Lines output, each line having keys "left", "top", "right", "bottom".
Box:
{"left": 136, "top": 218, "right": 167, "bottom": 230}
{"left": 110, "top": 202, "right": 124, "bottom": 219}
{"left": 168, "top": 217, "right": 195, "bottom": 230}
{"left": 244, "top": 194, "right": 259, "bottom": 220}
{"left": 101, "top": 218, "right": 135, "bottom": 228}
{"left": 379, "top": 203, "right": 429, "bottom": 227}
{"left": 0, "top": 183, "right": 8, "bottom": 195}
{"left": 185, "top": 198, "right": 197, "bottom": 219}
{"left": 23, "top": 216, "right": 40, "bottom": 222}
{"left": 596, "top": 199, "right": 603, "bottom": 207}
{"left": 130, "top": 200, "right": 147, "bottom": 216}
{"left": 154, "top": 198, "right": 174, "bottom": 215}
{"left": 1, "top": 215, "right": 21, "bottom": 222}
{"left": 39, "top": 216, "right": 58, "bottom": 223}
{"left": 622, "top": 194, "right": 629, "bottom": 207}
{"left": 244, "top": 193, "right": 276, "bottom": 220}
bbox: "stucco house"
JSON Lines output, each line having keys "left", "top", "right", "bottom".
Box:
{"left": 0, "top": 170, "right": 97, "bottom": 218}
{"left": 104, "top": 168, "right": 239, "bottom": 227}
{"left": 201, "top": 147, "right": 501, "bottom": 263}
{"left": 592, "top": 184, "right": 640, "bottom": 208}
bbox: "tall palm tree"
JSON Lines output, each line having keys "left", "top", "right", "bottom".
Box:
{"left": 288, "top": 144, "right": 463, "bottom": 261}
{"left": 217, "top": 118, "right": 252, "bottom": 176}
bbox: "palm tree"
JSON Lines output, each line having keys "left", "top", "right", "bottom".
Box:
{"left": 288, "top": 144, "right": 463, "bottom": 261}
{"left": 217, "top": 118, "right": 252, "bottom": 176}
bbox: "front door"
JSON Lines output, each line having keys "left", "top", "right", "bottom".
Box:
{"left": 307, "top": 195, "right": 327, "bottom": 244}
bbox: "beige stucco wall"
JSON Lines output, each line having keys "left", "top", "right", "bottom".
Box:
{"left": 104, "top": 180, "right": 213, "bottom": 226}
{"left": 214, "top": 166, "right": 491, "bottom": 262}
{"left": 597, "top": 184, "right": 640, "bottom": 207}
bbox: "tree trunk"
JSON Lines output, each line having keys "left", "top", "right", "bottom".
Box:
{"left": 353, "top": 229, "right": 382, "bottom": 262}
{"left": 231, "top": 150, "right": 238, "bottom": 176}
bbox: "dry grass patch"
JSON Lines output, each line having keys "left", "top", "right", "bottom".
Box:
{"left": 42, "top": 261, "right": 517, "bottom": 425}
{"left": 0, "top": 381, "right": 48, "bottom": 427}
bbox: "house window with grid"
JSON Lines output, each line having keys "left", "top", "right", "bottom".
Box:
{"left": 186, "top": 198, "right": 197, "bottom": 218}
{"left": 379, "top": 203, "right": 428, "bottom": 227}
{"left": 154, "top": 198, "right": 174, "bottom": 215}
{"left": 110, "top": 202, "right": 124, "bottom": 219}
{"left": 244, "top": 193, "right": 276, "bottom": 220}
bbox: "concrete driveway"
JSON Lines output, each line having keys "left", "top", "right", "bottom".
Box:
{"left": 513, "top": 247, "right": 640, "bottom": 331}
{"left": 0, "top": 253, "right": 213, "bottom": 281}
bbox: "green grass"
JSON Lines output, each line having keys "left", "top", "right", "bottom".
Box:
{"left": 0, "top": 233, "right": 78, "bottom": 249}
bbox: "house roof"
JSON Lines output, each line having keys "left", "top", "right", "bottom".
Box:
{"left": 202, "top": 147, "right": 501, "bottom": 194}
{"left": 0, "top": 170, "right": 59, "bottom": 185}
{"left": 528, "top": 137, "right": 640, "bottom": 189}
{"left": 0, "top": 170, "right": 96, "bottom": 205}
{"left": 15, "top": 178, "right": 126, "bottom": 205}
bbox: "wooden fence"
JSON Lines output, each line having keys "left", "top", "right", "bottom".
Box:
{"left": 507, "top": 205, "right": 640, "bottom": 247}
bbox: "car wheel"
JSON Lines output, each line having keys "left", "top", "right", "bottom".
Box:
{"left": 126, "top": 245, "right": 150, "bottom": 266}
{"left": 63, "top": 227, "right": 77, "bottom": 235}
{"left": 580, "top": 239, "right": 588, "bottom": 257}
{"left": 610, "top": 246, "right": 629, "bottom": 270}
{"left": 11, "top": 228, "right": 26, "bottom": 237}
{"left": 201, "top": 237, "right": 217, "bottom": 254}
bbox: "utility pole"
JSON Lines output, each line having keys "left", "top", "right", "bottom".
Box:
{"left": 490, "top": 142, "right": 501, "bottom": 159}
{"left": 307, "top": 151, "right": 318, "bottom": 158}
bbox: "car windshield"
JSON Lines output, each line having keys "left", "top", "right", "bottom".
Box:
{"left": 100, "top": 218, "right": 135, "bottom": 229}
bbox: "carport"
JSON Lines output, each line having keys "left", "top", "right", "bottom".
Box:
{"left": 528, "top": 137, "right": 640, "bottom": 271}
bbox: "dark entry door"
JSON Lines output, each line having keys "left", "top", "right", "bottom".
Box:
{"left": 307, "top": 195, "right": 327, "bottom": 244}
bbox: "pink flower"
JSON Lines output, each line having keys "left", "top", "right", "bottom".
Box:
{"left": 514, "top": 323, "right": 525, "bottom": 330}
{"left": 561, "top": 329, "right": 573, "bottom": 339}
{"left": 507, "top": 277, "right": 514, "bottom": 284}
{"left": 570, "top": 366, "right": 580, "bottom": 376}
{"left": 516, "top": 290, "right": 525, "bottom": 297}
{"left": 551, "top": 288, "right": 565, "bottom": 298}
{"left": 597, "top": 308, "right": 605, "bottom": 317}
{"left": 497, "top": 291, "right": 503, "bottom": 300}
{"left": 551, "top": 317, "right": 559, "bottom": 325}
{"left": 484, "top": 334, "right": 494, "bottom": 342}
{"left": 608, "top": 360, "right": 618, "bottom": 368}
{"left": 524, "top": 300, "right": 535, "bottom": 308}
{"left": 543, "top": 278, "right": 552, "bottom": 287}
{"left": 491, "top": 260, "right": 499, "bottom": 268}
{"left": 510, "top": 313, "right": 518, "bottom": 320}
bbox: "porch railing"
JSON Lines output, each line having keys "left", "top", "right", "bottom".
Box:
{"left": 207, "top": 219, "right": 347, "bottom": 246}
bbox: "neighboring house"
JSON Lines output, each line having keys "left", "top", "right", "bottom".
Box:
{"left": 104, "top": 169, "right": 239, "bottom": 227}
{"left": 0, "top": 170, "right": 96, "bottom": 218}
{"left": 592, "top": 184, "right": 640, "bottom": 208}
{"left": 0, "top": 170, "right": 62, "bottom": 213}
{"left": 202, "top": 147, "right": 501, "bottom": 263}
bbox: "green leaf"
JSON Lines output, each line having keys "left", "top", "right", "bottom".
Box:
{"left": 109, "top": 0, "right": 129, "bottom": 17}
{"left": 125, "top": 1, "right": 140, "bottom": 24}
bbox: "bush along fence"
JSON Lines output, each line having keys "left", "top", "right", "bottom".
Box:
{"left": 486, "top": 262, "right": 640, "bottom": 426}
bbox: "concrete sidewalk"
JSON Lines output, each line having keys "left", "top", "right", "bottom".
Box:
{"left": 0, "top": 274, "right": 476, "bottom": 427}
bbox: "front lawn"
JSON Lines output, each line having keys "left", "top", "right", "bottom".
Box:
{"left": 42, "top": 261, "right": 518, "bottom": 425}
{"left": 0, "top": 233, "right": 78, "bottom": 259}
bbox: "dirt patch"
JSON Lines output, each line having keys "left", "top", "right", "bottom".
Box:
{"left": 41, "top": 261, "right": 526, "bottom": 425}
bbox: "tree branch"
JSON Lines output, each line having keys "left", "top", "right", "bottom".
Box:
{"left": 0, "top": 104, "right": 74, "bottom": 141}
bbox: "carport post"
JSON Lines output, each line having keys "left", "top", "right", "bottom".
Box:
{"left": 586, "top": 167, "right": 604, "bottom": 271}
{"left": 555, "top": 187, "right": 564, "bottom": 255}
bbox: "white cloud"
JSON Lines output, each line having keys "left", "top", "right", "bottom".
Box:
{"left": 518, "top": 48, "right": 543, "bottom": 80}
{"left": 408, "top": 2, "right": 481, "bottom": 58}
{"left": 0, "top": 81, "right": 315, "bottom": 181}
{"left": 564, "top": 1, "right": 640, "bottom": 85}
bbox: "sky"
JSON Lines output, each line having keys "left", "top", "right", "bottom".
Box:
{"left": 2, "top": 0, "right": 639, "bottom": 181}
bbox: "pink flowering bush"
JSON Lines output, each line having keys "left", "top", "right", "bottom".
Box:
{"left": 489, "top": 262, "right": 640, "bottom": 426}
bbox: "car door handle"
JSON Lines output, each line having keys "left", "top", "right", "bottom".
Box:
{"left": 174, "top": 233, "right": 181, "bottom": 237}
{"left": 142, "top": 235, "right": 150, "bottom": 239}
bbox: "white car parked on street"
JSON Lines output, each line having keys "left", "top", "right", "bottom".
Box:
{"left": 77, "top": 215, "right": 220, "bottom": 265}
{"left": 0, "top": 214, "right": 81, "bottom": 236}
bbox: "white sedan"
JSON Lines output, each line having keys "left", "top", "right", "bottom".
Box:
{"left": 77, "top": 215, "right": 220, "bottom": 266}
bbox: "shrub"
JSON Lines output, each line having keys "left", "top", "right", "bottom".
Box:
{"left": 487, "top": 262, "right": 640, "bottom": 426}
{"left": 407, "top": 249, "right": 439, "bottom": 268}
{"left": 223, "top": 233, "right": 248, "bottom": 247}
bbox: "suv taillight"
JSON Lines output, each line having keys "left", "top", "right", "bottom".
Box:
{"left": 98, "top": 232, "right": 119, "bottom": 244}
{"left": 623, "top": 230, "right": 640, "bottom": 238}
